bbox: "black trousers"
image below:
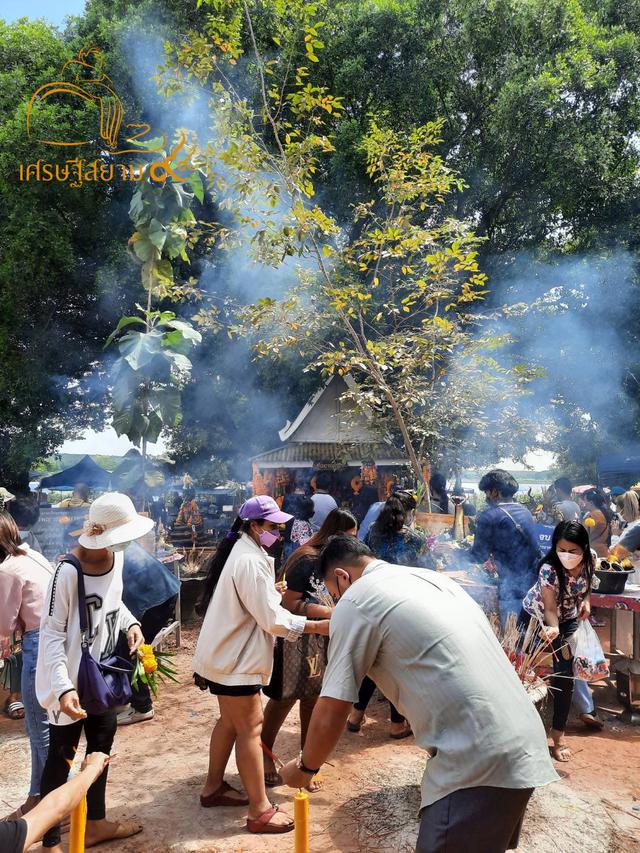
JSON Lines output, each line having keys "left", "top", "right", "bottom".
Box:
{"left": 551, "top": 617, "right": 578, "bottom": 731}
{"left": 116, "top": 596, "right": 177, "bottom": 713}
{"left": 354, "top": 675, "right": 405, "bottom": 724}
{"left": 40, "top": 710, "right": 117, "bottom": 848}
{"left": 416, "top": 786, "right": 534, "bottom": 853}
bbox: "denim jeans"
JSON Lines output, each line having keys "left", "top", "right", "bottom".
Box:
{"left": 21, "top": 629, "right": 50, "bottom": 797}
{"left": 572, "top": 678, "right": 595, "bottom": 715}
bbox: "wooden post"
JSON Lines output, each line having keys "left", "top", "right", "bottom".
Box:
{"left": 173, "top": 556, "right": 182, "bottom": 649}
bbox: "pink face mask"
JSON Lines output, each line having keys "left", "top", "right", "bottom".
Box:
{"left": 557, "top": 550, "right": 583, "bottom": 570}
{"left": 258, "top": 529, "right": 280, "bottom": 549}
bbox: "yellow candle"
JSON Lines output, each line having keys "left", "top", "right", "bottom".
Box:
{"left": 294, "top": 789, "right": 309, "bottom": 853}
{"left": 68, "top": 794, "right": 87, "bottom": 853}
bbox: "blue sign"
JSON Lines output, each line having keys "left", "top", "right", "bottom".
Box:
{"left": 533, "top": 523, "right": 555, "bottom": 553}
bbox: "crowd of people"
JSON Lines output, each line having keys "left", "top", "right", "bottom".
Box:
{"left": 0, "top": 467, "right": 625, "bottom": 852}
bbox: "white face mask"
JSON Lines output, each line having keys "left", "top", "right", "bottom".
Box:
{"left": 106, "top": 541, "right": 132, "bottom": 553}
{"left": 557, "top": 550, "right": 583, "bottom": 570}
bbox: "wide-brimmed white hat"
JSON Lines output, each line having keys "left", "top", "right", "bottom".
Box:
{"left": 78, "top": 492, "right": 154, "bottom": 549}
{"left": 0, "top": 487, "right": 15, "bottom": 505}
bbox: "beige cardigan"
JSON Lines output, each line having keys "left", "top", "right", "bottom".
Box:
{"left": 192, "top": 533, "right": 307, "bottom": 686}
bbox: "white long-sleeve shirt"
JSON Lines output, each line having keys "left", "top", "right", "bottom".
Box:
{"left": 192, "top": 533, "right": 307, "bottom": 686}
{"left": 36, "top": 553, "right": 139, "bottom": 725}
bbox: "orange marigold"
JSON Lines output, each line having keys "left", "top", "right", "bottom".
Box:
{"left": 142, "top": 656, "right": 158, "bottom": 674}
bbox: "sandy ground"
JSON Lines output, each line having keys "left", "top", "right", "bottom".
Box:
{"left": 2, "top": 626, "right": 639, "bottom": 853}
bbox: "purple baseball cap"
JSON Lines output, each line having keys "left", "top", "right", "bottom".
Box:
{"left": 238, "top": 495, "right": 293, "bottom": 524}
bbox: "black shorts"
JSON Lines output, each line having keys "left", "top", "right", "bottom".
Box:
{"left": 194, "top": 673, "right": 262, "bottom": 696}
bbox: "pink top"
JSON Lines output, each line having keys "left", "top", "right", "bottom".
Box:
{"left": 0, "top": 545, "right": 53, "bottom": 635}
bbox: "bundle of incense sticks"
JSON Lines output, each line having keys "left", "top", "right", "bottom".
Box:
{"left": 489, "top": 613, "right": 568, "bottom": 687}
{"left": 307, "top": 577, "right": 336, "bottom": 609}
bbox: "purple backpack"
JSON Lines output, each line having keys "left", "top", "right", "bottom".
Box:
{"left": 64, "top": 554, "right": 133, "bottom": 715}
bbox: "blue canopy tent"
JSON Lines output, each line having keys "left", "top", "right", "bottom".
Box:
{"left": 39, "top": 455, "right": 114, "bottom": 490}
{"left": 111, "top": 448, "right": 168, "bottom": 495}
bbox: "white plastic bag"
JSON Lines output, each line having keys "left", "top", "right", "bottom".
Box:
{"left": 569, "top": 620, "right": 609, "bottom": 682}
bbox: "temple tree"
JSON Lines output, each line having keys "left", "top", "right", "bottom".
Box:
{"left": 157, "top": 0, "right": 536, "bottom": 502}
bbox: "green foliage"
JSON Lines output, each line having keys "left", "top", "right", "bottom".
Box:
{"left": 317, "top": 0, "right": 640, "bottom": 252}
{"left": 108, "top": 308, "right": 201, "bottom": 445}
{"left": 0, "top": 19, "right": 133, "bottom": 489}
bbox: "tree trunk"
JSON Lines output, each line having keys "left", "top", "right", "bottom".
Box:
{"left": 377, "top": 381, "right": 432, "bottom": 512}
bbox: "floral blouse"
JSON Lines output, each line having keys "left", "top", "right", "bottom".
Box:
{"left": 523, "top": 562, "right": 598, "bottom": 623}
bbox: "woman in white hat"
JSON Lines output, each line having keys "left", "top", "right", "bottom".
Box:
{"left": 193, "top": 496, "right": 330, "bottom": 835}
{"left": 35, "top": 493, "right": 154, "bottom": 852}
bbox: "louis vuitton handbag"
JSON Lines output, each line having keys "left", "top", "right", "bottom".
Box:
{"left": 264, "top": 632, "right": 328, "bottom": 701}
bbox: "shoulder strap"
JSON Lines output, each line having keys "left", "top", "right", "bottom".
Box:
{"left": 24, "top": 550, "right": 54, "bottom": 576}
{"left": 497, "top": 504, "right": 523, "bottom": 532}
{"left": 498, "top": 505, "right": 537, "bottom": 550}
{"left": 62, "top": 553, "right": 88, "bottom": 637}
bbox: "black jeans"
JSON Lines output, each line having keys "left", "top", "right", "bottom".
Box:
{"left": 551, "top": 617, "right": 578, "bottom": 731}
{"left": 354, "top": 676, "right": 405, "bottom": 724}
{"left": 117, "top": 596, "right": 177, "bottom": 713}
{"left": 40, "top": 710, "right": 117, "bottom": 848}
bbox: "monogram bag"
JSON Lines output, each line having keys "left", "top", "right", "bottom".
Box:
{"left": 264, "top": 633, "right": 327, "bottom": 701}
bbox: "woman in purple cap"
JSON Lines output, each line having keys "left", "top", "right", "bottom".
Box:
{"left": 193, "top": 496, "right": 330, "bottom": 835}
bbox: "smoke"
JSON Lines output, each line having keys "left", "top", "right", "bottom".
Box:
{"left": 113, "top": 19, "right": 640, "bottom": 481}
{"left": 472, "top": 249, "right": 640, "bottom": 467}
{"left": 111, "top": 23, "right": 314, "bottom": 464}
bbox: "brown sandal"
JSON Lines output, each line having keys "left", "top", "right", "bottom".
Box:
{"left": 200, "top": 781, "right": 249, "bottom": 808}
{"left": 246, "top": 804, "right": 294, "bottom": 834}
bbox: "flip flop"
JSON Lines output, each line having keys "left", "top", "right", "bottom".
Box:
{"left": 346, "top": 712, "right": 365, "bottom": 732}
{"left": 580, "top": 712, "right": 604, "bottom": 731}
{"left": 246, "top": 804, "right": 294, "bottom": 834}
{"left": 200, "top": 781, "right": 249, "bottom": 807}
{"left": 4, "top": 700, "right": 24, "bottom": 720}
{"left": 550, "top": 744, "right": 571, "bottom": 762}
{"left": 389, "top": 724, "right": 412, "bottom": 740}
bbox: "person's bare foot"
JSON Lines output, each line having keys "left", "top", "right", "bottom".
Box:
{"left": 305, "top": 776, "right": 323, "bottom": 793}
{"left": 40, "top": 846, "right": 63, "bottom": 853}
{"left": 85, "top": 817, "right": 142, "bottom": 847}
{"left": 550, "top": 730, "right": 572, "bottom": 762}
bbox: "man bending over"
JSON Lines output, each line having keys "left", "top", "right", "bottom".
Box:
{"left": 280, "top": 536, "right": 558, "bottom": 853}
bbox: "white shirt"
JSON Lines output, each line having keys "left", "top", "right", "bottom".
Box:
{"left": 36, "top": 552, "right": 139, "bottom": 725}
{"left": 321, "top": 561, "right": 558, "bottom": 809}
{"left": 192, "top": 533, "right": 306, "bottom": 686}
{"left": 310, "top": 493, "right": 338, "bottom": 530}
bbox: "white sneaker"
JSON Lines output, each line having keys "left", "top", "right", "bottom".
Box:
{"left": 117, "top": 707, "right": 154, "bottom": 726}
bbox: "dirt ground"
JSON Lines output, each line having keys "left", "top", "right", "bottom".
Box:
{"left": 2, "top": 625, "right": 639, "bottom": 853}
